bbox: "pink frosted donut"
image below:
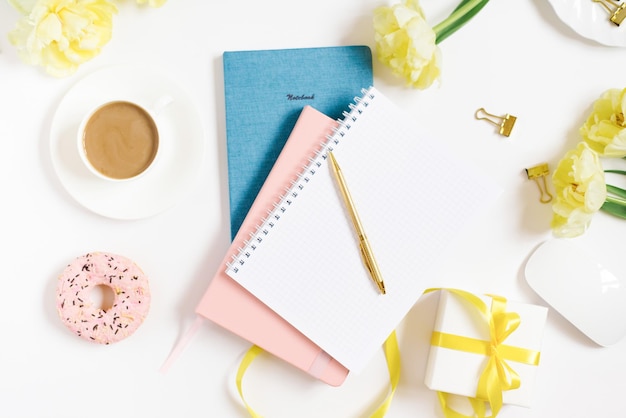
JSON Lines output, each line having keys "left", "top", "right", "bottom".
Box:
{"left": 56, "top": 252, "right": 151, "bottom": 344}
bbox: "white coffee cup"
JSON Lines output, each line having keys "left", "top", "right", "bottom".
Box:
{"left": 77, "top": 100, "right": 162, "bottom": 181}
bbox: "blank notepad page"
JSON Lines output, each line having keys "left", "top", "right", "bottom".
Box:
{"left": 225, "top": 87, "right": 501, "bottom": 372}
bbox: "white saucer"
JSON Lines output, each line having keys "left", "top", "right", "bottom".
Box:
{"left": 525, "top": 239, "right": 626, "bottom": 346}
{"left": 548, "top": 0, "right": 626, "bottom": 47}
{"left": 50, "top": 65, "right": 205, "bottom": 220}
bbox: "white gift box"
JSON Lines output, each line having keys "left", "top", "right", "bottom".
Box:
{"left": 424, "top": 289, "right": 548, "bottom": 408}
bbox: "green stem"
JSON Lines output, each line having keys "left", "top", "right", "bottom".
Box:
{"left": 602, "top": 200, "right": 626, "bottom": 219}
{"left": 607, "top": 184, "right": 626, "bottom": 200}
{"left": 605, "top": 170, "right": 626, "bottom": 176}
{"left": 606, "top": 193, "right": 626, "bottom": 205}
{"left": 599, "top": 172, "right": 626, "bottom": 218}
{"left": 433, "top": 0, "right": 490, "bottom": 44}
{"left": 600, "top": 185, "right": 626, "bottom": 218}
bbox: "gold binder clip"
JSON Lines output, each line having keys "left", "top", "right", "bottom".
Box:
{"left": 525, "top": 163, "right": 553, "bottom": 204}
{"left": 593, "top": 0, "right": 626, "bottom": 25}
{"left": 475, "top": 108, "right": 517, "bottom": 137}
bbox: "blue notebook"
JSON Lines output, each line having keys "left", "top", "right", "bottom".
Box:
{"left": 223, "top": 45, "right": 373, "bottom": 238}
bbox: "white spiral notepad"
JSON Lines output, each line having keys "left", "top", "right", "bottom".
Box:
{"left": 226, "top": 87, "right": 501, "bottom": 372}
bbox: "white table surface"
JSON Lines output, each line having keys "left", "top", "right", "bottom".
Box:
{"left": 2, "top": 1, "right": 626, "bottom": 417}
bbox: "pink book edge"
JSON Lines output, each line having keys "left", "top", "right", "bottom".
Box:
{"left": 163, "top": 106, "right": 349, "bottom": 386}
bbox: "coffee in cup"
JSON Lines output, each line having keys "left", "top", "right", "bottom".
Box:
{"left": 78, "top": 100, "right": 159, "bottom": 181}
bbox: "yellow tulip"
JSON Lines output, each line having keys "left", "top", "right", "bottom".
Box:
{"left": 580, "top": 88, "right": 626, "bottom": 158}
{"left": 373, "top": 0, "right": 489, "bottom": 89}
{"left": 551, "top": 142, "right": 607, "bottom": 237}
{"left": 373, "top": 0, "right": 441, "bottom": 89}
{"left": 8, "top": 0, "right": 117, "bottom": 77}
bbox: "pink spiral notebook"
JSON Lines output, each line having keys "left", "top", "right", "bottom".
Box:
{"left": 162, "top": 106, "right": 349, "bottom": 385}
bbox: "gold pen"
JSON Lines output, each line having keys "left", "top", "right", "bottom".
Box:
{"left": 328, "top": 151, "right": 386, "bottom": 295}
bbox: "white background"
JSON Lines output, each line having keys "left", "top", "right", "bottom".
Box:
{"left": 2, "top": 0, "right": 626, "bottom": 417}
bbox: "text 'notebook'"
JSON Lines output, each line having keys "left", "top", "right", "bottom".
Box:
{"left": 225, "top": 87, "right": 502, "bottom": 373}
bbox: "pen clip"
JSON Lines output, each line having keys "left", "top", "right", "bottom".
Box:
{"left": 359, "top": 241, "right": 373, "bottom": 274}
{"left": 359, "top": 240, "right": 386, "bottom": 294}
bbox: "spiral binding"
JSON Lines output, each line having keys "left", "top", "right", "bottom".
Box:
{"left": 225, "top": 87, "right": 376, "bottom": 275}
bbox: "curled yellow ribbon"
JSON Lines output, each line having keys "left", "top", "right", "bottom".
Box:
{"left": 235, "top": 345, "right": 264, "bottom": 418}
{"left": 236, "top": 331, "right": 401, "bottom": 418}
{"left": 426, "top": 288, "right": 541, "bottom": 418}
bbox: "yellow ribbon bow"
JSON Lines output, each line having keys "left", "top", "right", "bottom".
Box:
{"left": 427, "top": 288, "right": 541, "bottom": 418}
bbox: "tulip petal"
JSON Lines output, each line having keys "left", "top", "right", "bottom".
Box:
{"left": 551, "top": 142, "right": 606, "bottom": 237}
{"left": 373, "top": 0, "right": 441, "bottom": 89}
{"left": 9, "top": 0, "right": 117, "bottom": 77}
{"left": 581, "top": 88, "right": 626, "bottom": 157}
